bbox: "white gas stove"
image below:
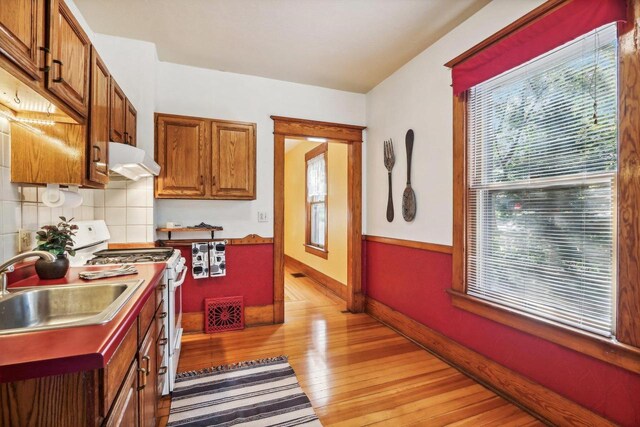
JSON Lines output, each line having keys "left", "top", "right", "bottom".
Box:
{"left": 69, "top": 220, "right": 186, "bottom": 395}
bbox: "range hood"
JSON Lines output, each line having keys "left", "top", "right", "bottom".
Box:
{"left": 108, "top": 142, "right": 160, "bottom": 181}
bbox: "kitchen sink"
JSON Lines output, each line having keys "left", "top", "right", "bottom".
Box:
{"left": 0, "top": 279, "right": 144, "bottom": 335}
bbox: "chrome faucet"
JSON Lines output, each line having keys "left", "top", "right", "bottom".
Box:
{"left": 0, "top": 251, "right": 56, "bottom": 298}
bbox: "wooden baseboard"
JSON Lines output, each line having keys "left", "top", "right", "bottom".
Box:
{"left": 365, "top": 297, "right": 614, "bottom": 427}
{"left": 284, "top": 254, "right": 347, "bottom": 300}
{"left": 182, "top": 304, "right": 275, "bottom": 333}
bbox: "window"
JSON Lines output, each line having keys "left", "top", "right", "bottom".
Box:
{"left": 305, "top": 144, "right": 328, "bottom": 258}
{"left": 466, "top": 24, "right": 618, "bottom": 337}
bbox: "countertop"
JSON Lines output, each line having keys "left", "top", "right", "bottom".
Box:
{"left": 0, "top": 263, "right": 166, "bottom": 383}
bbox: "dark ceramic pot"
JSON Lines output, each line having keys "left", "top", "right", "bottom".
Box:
{"left": 35, "top": 253, "right": 69, "bottom": 280}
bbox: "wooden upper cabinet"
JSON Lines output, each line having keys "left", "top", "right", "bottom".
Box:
{"left": 0, "top": 0, "right": 46, "bottom": 81}
{"left": 155, "top": 113, "right": 257, "bottom": 200}
{"left": 47, "top": 0, "right": 91, "bottom": 118}
{"left": 88, "top": 46, "right": 109, "bottom": 186}
{"left": 211, "top": 121, "right": 256, "bottom": 199}
{"left": 110, "top": 77, "right": 126, "bottom": 143}
{"left": 125, "top": 99, "right": 137, "bottom": 146}
{"left": 155, "top": 114, "right": 208, "bottom": 198}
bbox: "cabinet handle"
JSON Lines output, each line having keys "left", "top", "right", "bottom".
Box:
{"left": 137, "top": 367, "right": 147, "bottom": 390}
{"left": 39, "top": 47, "right": 51, "bottom": 72}
{"left": 142, "top": 355, "right": 151, "bottom": 376}
{"left": 123, "top": 131, "right": 128, "bottom": 144}
{"left": 158, "top": 312, "right": 167, "bottom": 319}
{"left": 158, "top": 366, "right": 167, "bottom": 375}
{"left": 200, "top": 175, "right": 204, "bottom": 186}
{"left": 52, "top": 59, "right": 64, "bottom": 83}
{"left": 157, "top": 284, "right": 166, "bottom": 291}
{"left": 159, "top": 338, "right": 168, "bottom": 346}
{"left": 92, "top": 146, "right": 101, "bottom": 162}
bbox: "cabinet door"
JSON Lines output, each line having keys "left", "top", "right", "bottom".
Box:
{"left": 0, "top": 0, "right": 46, "bottom": 80}
{"left": 110, "top": 78, "right": 126, "bottom": 143}
{"left": 47, "top": 0, "right": 91, "bottom": 118}
{"left": 125, "top": 99, "right": 137, "bottom": 146}
{"left": 155, "top": 114, "right": 209, "bottom": 198}
{"left": 88, "top": 47, "right": 109, "bottom": 186}
{"left": 138, "top": 321, "right": 157, "bottom": 427}
{"left": 211, "top": 121, "right": 256, "bottom": 199}
{"left": 105, "top": 360, "right": 139, "bottom": 427}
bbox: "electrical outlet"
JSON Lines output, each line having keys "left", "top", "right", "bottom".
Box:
{"left": 258, "top": 211, "right": 268, "bottom": 222}
{"left": 18, "top": 229, "right": 32, "bottom": 253}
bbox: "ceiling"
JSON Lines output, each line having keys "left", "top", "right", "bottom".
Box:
{"left": 74, "top": 0, "right": 491, "bottom": 93}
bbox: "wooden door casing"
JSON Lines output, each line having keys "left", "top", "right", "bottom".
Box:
{"left": 211, "top": 121, "right": 256, "bottom": 199}
{"left": 155, "top": 114, "right": 209, "bottom": 198}
{"left": 110, "top": 77, "right": 126, "bottom": 143}
{"left": 47, "top": 0, "right": 91, "bottom": 117}
{"left": 88, "top": 46, "right": 110, "bottom": 186}
{"left": 0, "top": 0, "right": 46, "bottom": 81}
{"left": 125, "top": 99, "right": 137, "bottom": 146}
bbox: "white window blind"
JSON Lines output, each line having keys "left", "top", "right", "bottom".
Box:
{"left": 467, "top": 24, "right": 618, "bottom": 337}
{"left": 307, "top": 152, "right": 327, "bottom": 248}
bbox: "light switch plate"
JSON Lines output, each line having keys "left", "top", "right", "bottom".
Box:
{"left": 18, "top": 229, "right": 32, "bottom": 253}
{"left": 258, "top": 211, "right": 268, "bottom": 222}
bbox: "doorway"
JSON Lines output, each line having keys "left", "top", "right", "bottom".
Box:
{"left": 271, "top": 116, "right": 366, "bottom": 323}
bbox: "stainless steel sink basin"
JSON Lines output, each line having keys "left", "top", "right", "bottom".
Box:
{"left": 0, "top": 279, "right": 144, "bottom": 335}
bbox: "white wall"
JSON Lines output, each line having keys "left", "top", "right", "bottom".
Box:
{"left": 154, "top": 62, "right": 366, "bottom": 239}
{"left": 365, "top": 0, "right": 544, "bottom": 246}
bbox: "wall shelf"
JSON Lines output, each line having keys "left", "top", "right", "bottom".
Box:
{"left": 156, "top": 226, "right": 223, "bottom": 241}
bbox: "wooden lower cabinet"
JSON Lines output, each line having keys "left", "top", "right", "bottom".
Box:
{"left": 105, "top": 360, "right": 138, "bottom": 427}
{"left": 138, "top": 321, "right": 157, "bottom": 427}
{"left": 0, "top": 295, "right": 162, "bottom": 427}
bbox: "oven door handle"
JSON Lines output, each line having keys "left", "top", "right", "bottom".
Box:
{"left": 174, "top": 265, "right": 188, "bottom": 288}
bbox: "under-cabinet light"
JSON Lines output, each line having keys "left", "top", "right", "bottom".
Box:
{"left": 307, "top": 137, "right": 327, "bottom": 143}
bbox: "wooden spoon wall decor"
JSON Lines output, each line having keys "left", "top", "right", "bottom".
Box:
{"left": 402, "top": 129, "right": 416, "bottom": 221}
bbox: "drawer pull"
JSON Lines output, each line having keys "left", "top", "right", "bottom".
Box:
{"left": 158, "top": 366, "right": 167, "bottom": 375}
{"left": 142, "top": 355, "right": 151, "bottom": 376}
{"left": 137, "top": 367, "right": 147, "bottom": 390}
{"left": 52, "top": 59, "right": 64, "bottom": 83}
{"left": 158, "top": 312, "right": 167, "bottom": 319}
{"left": 159, "top": 337, "right": 168, "bottom": 346}
{"left": 157, "top": 284, "right": 167, "bottom": 291}
{"left": 39, "top": 47, "right": 50, "bottom": 72}
{"left": 92, "top": 145, "right": 101, "bottom": 162}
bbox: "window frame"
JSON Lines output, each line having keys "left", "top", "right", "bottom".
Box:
{"left": 305, "top": 143, "right": 329, "bottom": 259}
{"left": 447, "top": 0, "right": 640, "bottom": 374}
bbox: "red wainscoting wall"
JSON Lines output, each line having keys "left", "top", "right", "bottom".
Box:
{"left": 364, "top": 240, "right": 640, "bottom": 427}
{"left": 174, "top": 243, "right": 274, "bottom": 313}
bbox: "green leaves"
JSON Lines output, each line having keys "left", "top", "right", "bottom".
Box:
{"left": 35, "top": 216, "right": 77, "bottom": 257}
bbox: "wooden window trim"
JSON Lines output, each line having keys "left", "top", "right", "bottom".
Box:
{"left": 305, "top": 143, "right": 329, "bottom": 259}
{"left": 449, "top": 0, "right": 640, "bottom": 374}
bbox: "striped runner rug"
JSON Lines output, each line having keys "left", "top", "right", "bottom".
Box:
{"left": 167, "top": 356, "right": 322, "bottom": 426}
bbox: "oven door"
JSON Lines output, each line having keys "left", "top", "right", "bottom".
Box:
{"left": 169, "top": 262, "right": 187, "bottom": 356}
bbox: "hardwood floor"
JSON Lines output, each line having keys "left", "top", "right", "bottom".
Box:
{"left": 158, "top": 269, "right": 544, "bottom": 426}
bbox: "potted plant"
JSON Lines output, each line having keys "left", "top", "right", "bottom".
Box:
{"left": 34, "top": 216, "right": 79, "bottom": 279}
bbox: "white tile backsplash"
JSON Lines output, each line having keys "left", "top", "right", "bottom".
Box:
{"left": 94, "top": 176, "right": 154, "bottom": 243}
{"left": 105, "top": 207, "right": 126, "bottom": 225}
{"left": 127, "top": 207, "right": 146, "bottom": 225}
{"left": 126, "top": 225, "right": 146, "bottom": 242}
{"left": 108, "top": 225, "right": 126, "bottom": 243}
{"left": 0, "top": 118, "right": 18, "bottom": 257}
{"left": 105, "top": 188, "right": 127, "bottom": 206}
{"left": 0, "top": 117, "right": 155, "bottom": 254}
